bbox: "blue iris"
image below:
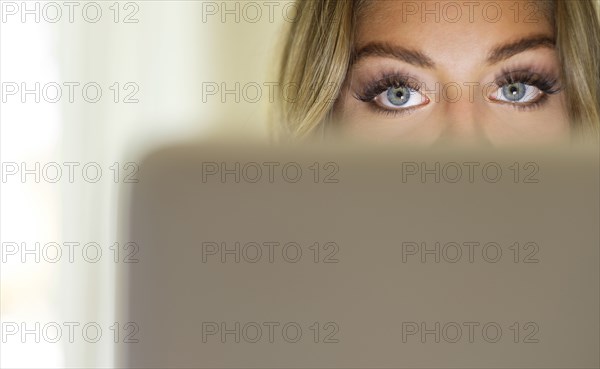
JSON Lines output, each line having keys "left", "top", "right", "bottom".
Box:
{"left": 387, "top": 85, "right": 410, "bottom": 106}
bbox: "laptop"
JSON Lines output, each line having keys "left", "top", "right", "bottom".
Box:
{"left": 115, "top": 141, "right": 599, "bottom": 368}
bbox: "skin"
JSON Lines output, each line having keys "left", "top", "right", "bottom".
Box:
{"left": 331, "top": 0, "right": 570, "bottom": 146}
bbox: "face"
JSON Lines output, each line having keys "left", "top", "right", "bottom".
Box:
{"left": 331, "top": 0, "right": 570, "bottom": 146}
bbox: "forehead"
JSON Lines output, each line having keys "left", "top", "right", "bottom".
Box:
{"left": 355, "top": 0, "right": 554, "bottom": 61}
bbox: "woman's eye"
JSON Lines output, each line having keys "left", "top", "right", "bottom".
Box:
{"left": 373, "top": 85, "right": 429, "bottom": 110}
{"left": 490, "top": 82, "right": 543, "bottom": 104}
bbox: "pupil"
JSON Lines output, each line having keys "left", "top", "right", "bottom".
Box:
{"left": 387, "top": 86, "right": 410, "bottom": 106}
{"left": 502, "top": 82, "right": 526, "bottom": 102}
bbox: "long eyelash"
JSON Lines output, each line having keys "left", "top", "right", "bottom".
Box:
{"left": 354, "top": 73, "right": 422, "bottom": 102}
{"left": 353, "top": 73, "right": 422, "bottom": 116}
{"left": 494, "top": 69, "right": 561, "bottom": 111}
{"left": 354, "top": 69, "right": 561, "bottom": 116}
{"left": 495, "top": 69, "right": 560, "bottom": 93}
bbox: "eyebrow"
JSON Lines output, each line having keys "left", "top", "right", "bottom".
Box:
{"left": 352, "top": 35, "right": 556, "bottom": 68}
{"left": 352, "top": 42, "right": 435, "bottom": 68}
{"left": 486, "top": 35, "right": 555, "bottom": 64}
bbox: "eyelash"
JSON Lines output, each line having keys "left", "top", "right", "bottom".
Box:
{"left": 354, "top": 69, "right": 561, "bottom": 116}
{"left": 492, "top": 69, "right": 560, "bottom": 111}
{"left": 354, "top": 73, "right": 424, "bottom": 117}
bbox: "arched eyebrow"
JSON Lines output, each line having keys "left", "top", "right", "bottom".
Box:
{"left": 352, "top": 35, "right": 556, "bottom": 68}
{"left": 352, "top": 42, "right": 435, "bottom": 68}
{"left": 486, "top": 35, "right": 555, "bottom": 64}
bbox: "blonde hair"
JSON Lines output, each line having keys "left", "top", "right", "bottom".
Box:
{"left": 272, "top": 0, "right": 600, "bottom": 143}
{"left": 556, "top": 0, "right": 600, "bottom": 141}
